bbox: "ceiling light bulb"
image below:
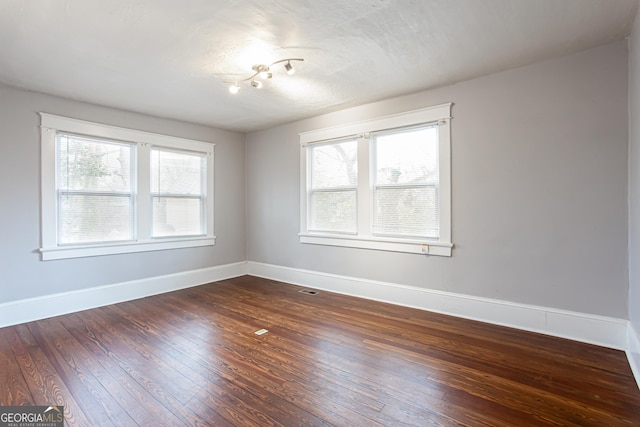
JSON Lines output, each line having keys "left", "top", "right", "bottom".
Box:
{"left": 229, "top": 83, "right": 240, "bottom": 94}
{"left": 284, "top": 61, "right": 295, "bottom": 75}
{"left": 260, "top": 70, "right": 272, "bottom": 79}
{"left": 251, "top": 80, "right": 263, "bottom": 89}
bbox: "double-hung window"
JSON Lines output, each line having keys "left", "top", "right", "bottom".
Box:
{"left": 40, "top": 114, "right": 215, "bottom": 260}
{"left": 300, "top": 103, "right": 452, "bottom": 256}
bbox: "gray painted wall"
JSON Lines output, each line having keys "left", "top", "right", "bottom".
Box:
{"left": 0, "top": 84, "right": 246, "bottom": 304}
{"left": 630, "top": 15, "right": 640, "bottom": 332}
{"left": 1, "top": 40, "right": 631, "bottom": 321}
{"left": 246, "top": 41, "right": 629, "bottom": 318}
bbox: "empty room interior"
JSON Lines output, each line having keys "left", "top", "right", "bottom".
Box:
{"left": 2, "top": 0, "right": 640, "bottom": 425}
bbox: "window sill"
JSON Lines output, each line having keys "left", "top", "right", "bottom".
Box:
{"left": 299, "top": 233, "right": 452, "bottom": 256}
{"left": 39, "top": 237, "right": 216, "bottom": 260}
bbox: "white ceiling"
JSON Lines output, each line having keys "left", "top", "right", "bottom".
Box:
{"left": 0, "top": 0, "right": 637, "bottom": 133}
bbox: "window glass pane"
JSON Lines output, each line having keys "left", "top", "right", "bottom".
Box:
{"left": 56, "top": 133, "right": 134, "bottom": 245}
{"left": 311, "top": 139, "right": 357, "bottom": 189}
{"left": 58, "top": 194, "right": 133, "bottom": 244}
{"left": 151, "top": 149, "right": 204, "bottom": 194}
{"left": 373, "top": 125, "right": 440, "bottom": 239}
{"left": 374, "top": 127, "right": 438, "bottom": 185}
{"left": 57, "top": 134, "right": 132, "bottom": 192}
{"left": 373, "top": 187, "right": 439, "bottom": 238}
{"left": 153, "top": 197, "right": 202, "bottom": 237}
{"left": 309, "top": 190, "right": 356, "bottom": 233}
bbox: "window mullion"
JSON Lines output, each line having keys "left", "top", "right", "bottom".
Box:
{"left": 357, "top": 136, "right": 371, "bottom": 237}
{"left": 137, "top": 143, "right": 151, "bottom": 241}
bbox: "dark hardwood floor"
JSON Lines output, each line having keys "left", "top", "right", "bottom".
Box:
{"left": 1, "top": 275, "right": 639, "bottom": 426}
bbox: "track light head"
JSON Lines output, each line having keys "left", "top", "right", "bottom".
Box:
{"left": 284, "top": 61, "right": 295, "bottom": 75}
{"left": 229, "top": 83, "right": 240, "bottom": 94}
{"left": 251, "top": 79, "right": 263, "bottom": 89}
{"left": 253, "top": 64, "right": 272, "bottom": 80}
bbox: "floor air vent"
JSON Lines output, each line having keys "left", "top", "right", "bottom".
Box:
{"left": 299, "top": 289, "right": 319, "bottom": 295}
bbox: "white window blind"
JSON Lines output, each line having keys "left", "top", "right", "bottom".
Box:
{"left": 372, "top": 125, "right": 439, "bottom": 239}
{"left": 151, "top": 148, "right": 206, "bottom": 238}
{"left": 308, "top": 139, "right": 358, "bottom": 233}
{"left": 56, "top": 133, "right": 135, "bottom": 245}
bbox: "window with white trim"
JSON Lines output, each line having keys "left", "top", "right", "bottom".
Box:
{"left": 299, "top": 103, "right": 452, "bottom": 256}
{"left": 40, "top": 114, "right": 215, "bottom": 260}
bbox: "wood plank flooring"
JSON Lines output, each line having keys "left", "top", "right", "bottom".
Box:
{"left": 1, "top": 275, "right": 639, "bottom": 426}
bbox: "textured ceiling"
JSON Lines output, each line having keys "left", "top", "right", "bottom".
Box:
{"left": 0, "top": 0, "right": 637, "bottom": 132}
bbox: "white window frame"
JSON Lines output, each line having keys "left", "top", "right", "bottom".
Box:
{"left": 40, "top": 113, "right": 215, "bottom": 260}
{"left": 299, "top": 103, "right": 452, "bottom": 256}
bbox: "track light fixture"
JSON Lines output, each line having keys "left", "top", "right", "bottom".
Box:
{"left": 225, "top": 58, "right": 303, "bottom": 94}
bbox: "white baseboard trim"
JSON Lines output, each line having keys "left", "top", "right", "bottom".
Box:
{"left": 627, "top": 324, "right": 640, "bottom": 390}
{"left": 1, "top": 259, "right": 631, "bottom": 356}
{"left": 247, "top": 261, "right": 628, "bottom": 350}
{"left": 0, "top": 261, "right": 248, "bottom": 328}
